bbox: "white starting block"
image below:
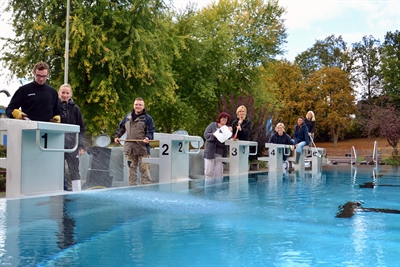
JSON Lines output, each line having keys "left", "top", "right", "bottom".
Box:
{"left": 308, "top": 147, "right": 326, "bottom": 168}
{"left": 141, "top": 133, "right": 203, "bottom": 183}
{"left": 0, "top": 118, "right": 79, "bottom": 198}
{"left": 258, "top": 143, "right": 292, "bottom": 171}
{"left": 215, "top": 139, "right": 258, "bottom": 175}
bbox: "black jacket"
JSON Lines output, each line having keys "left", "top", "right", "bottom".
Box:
{"left": 268, "top": 132, "right": 293, "bottom": 145}
{"left": 6, "top": 81, "right": 59, "bottom": 121}
{"left": 304, "top": 119, "right": 315, "bottom": 134}
{"left": 60, "top": 99, "right": 85, "bottom": 150}
{"left": 231, "top": 117, "right": 252, "bottom": 140}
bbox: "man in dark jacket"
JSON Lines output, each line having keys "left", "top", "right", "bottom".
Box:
{"left": 6, "top": 62, "right": 60, "bottom": 122}
{"left": 58, "top": 84, "right": 86, "bottom": 191}
{"left": 114, "top": 98, "right": 155, "bottom": 186}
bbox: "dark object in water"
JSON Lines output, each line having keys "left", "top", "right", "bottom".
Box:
{"left": 359, "top": 182, "right": 400, "bottom": 189}
{"left": 336, "top": 201, "right": 400, "bottom": 218}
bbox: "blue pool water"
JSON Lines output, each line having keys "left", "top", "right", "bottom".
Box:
{"left": 0, "top": 165, "right": 399, "bottom": 267}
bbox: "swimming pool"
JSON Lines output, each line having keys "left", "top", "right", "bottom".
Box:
{"left": 0, "top": 165, "right": 399, "bottom": 266}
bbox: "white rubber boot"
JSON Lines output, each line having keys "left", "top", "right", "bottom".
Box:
{"left": 72, "top": 180, "right": 82, "bottom": 191}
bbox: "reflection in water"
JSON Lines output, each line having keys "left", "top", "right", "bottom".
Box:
{"left": 0, "top": 166, "right": 399, "bottom": 266}
{"left": 56, "top": 196, "right": 76, "bottom": 249}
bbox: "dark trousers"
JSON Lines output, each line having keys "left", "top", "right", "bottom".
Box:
{"left": 64, "top": 150, "right": 81, "bottom": 189}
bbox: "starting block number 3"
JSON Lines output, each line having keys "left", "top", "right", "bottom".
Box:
{"left": 231, "top": 147, "right": 246, "bottom": 156}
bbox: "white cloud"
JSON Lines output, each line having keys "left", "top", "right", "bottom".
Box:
{"left": 280, "top": 1, "right": 344, "bottom": 31}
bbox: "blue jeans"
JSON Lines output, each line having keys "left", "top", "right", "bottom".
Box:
{"left": 294, "top": 141, "right": 307, "bottom": 153}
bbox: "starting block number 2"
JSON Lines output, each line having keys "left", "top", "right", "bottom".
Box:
{"left": 161, "top": 142, "right": 184, "bottom": 156}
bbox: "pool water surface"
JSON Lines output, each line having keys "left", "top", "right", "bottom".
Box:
{"left": 0, "top": 165, "right": 399, "bottom": 266}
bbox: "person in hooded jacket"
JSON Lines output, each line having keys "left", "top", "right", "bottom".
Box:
{"left": 114, "top": 97, "right": 155, "bottom": 186}
{"left": 58, "top": 84, "right": 86, "bottom": 191}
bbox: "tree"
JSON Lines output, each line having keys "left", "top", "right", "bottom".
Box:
{"left": 307, "top": 67, "right": 357, "bottom": 147}
{"left": 219, "top": 93, "right": 277, "bottom": 157}
{"left": 1, "top": 0, "right": 179, "bottom": 135}
{"left": 170, "top": 0, "right": 287, "bottom": 136}
{"left": 1, "top": 0, "right": 288, "bottom": 138}
{"left": 295, "top": 35, "right": 354, "bottom": 78}
{"left": 361, "top": 97, "right": 400, "bottom": 156}
{"left": 380, "top": 30, "right": 400, "bottom": 106}
{"left": 262, "top": 60, "right": 307, "bottom": 135}
{"left": 351, "top": 35, "right": 382, "bottom": 101}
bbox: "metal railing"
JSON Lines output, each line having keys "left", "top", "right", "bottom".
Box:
{"left": 350, "top": 145, "right": 357, "bottom": 166}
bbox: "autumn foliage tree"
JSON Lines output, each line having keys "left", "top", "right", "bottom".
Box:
{"left": 307, "top": 67, "right": 357, "bottom": 147}
{"left": 361, "top": 98, "right": 400, "bottom": 157}
{"left": 262, "top": 60, "right": 306, "bottom": 135}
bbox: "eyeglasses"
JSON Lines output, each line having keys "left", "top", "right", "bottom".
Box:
{"left": 35, "top": 74, "right": 48, "bottom": 79}
{"left": 134, "top": 104, "right": 144, "bottom": 106}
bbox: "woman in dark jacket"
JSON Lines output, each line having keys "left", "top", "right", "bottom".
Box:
{"left": 304, "top": 110, "right": 316, "bottom": 140}
{"left": 59, "top": 84, "right": 86, "bottom": 191}
{"left": 268, "top": 123, "right": 294, "bottom": 162}
{"left": 231, "top": 105, "right": 252, "bottom": 140}
{"left": 293, "top": 116, "right": 309, "bottom": 164}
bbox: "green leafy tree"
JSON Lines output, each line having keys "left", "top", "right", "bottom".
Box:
{"left": 1, "top": 0, "right": 178, "bottom": 136}
{"left": 170, "top": 0, "right": 287, "bottom": 136}
{"left": 380, "top": 30, "right": 400, "bottom": 105}
{"left": 351, "top": 35, "right": 382, "bottom": 101}
{"left": 307, "top": 67, "right": 357, "bottom": 147}
{"left": 295, "top": 35, "right": 354, "bottom": 78}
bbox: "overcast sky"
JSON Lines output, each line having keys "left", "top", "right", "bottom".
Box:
{"left": 172, "top": 0, "right": 399, "bottom": 60}
{"left": 1, "top": 0, "right": 399, "bottom": 105}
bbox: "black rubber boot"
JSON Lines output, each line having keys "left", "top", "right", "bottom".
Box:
{"left": 294, "top": 152, "right": 301, "bottom": 164}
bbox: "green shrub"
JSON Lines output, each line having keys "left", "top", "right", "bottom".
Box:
{"left": 0, "top": 145, "right": 6, "bottom": 158}
{"left": 0, "top": 174, "right": 5, "bottom": 191}
{"left": 385, "top": 156, "right": 400, "bottom": 166}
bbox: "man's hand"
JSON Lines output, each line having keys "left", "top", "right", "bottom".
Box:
{"left": 143, "top": 137, "right": 149, "bottom": 144}
{"left": 12, "top": 109, "right": 27, "bottom": 120}
{"left": 50, "top": 115, "right": 61, "bottom": 123}
{"left": 114, "top": 137, "right": 120, "bottom": 144}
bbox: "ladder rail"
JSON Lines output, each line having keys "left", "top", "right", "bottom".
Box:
{"left": 350, "top": 145, "right": 357, "bottom": 166}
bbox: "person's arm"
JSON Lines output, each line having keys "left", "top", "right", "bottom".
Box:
{"left": 75, "top": 106, "right": 86, "bottom": 151}
{"left": 310, "top": 121, "right": 316, "bottom": 133}
{"left": 145, "top": 115, "right": 155, "bottom": 141}
{"left": 240, "top": 120, "right": 252, "bottom": 139}
{"left": 52, "top": 89, "right": 60, "bottom": 116}
{"left": 231, "top": 119, "right": 238, "bottom": 133}
{"left": 5, "top": 88, "right": 23, "bottom": 118}
{"left": 293, "top": 125, "right": 298, "bottom": 144}
{"left": 268, "top": 133, "right": 275, "bottom": 143}
{"left": 113, "top": 114, "right": 128, "bottom": 144}
{"left": 304, "top": 125, "right": 310, "bottom": 145}
{"left": 204, "top": 122, "right": 216, "bottom": 141}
